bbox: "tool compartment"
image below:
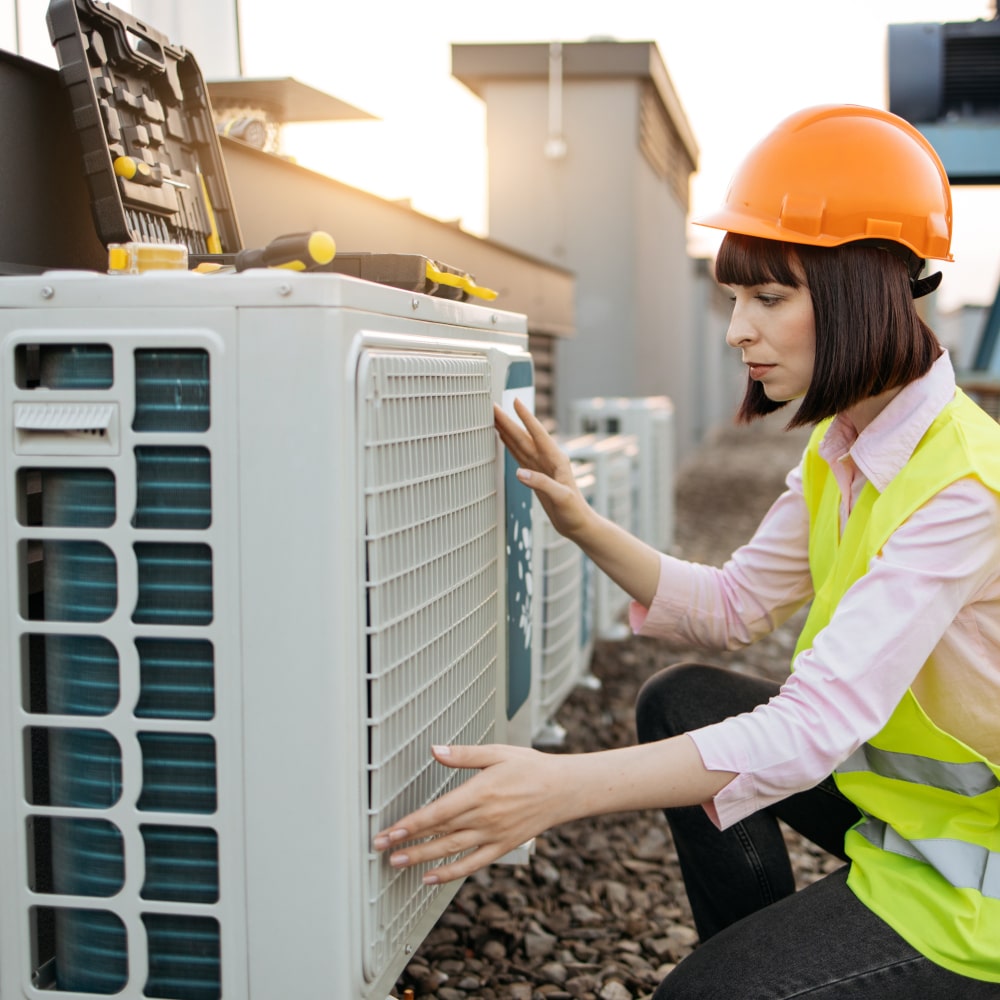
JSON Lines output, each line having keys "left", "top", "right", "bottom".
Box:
{"left": 46, "top": 0, "right": 242, "bottom": 254}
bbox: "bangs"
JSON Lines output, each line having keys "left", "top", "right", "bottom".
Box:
{"left": 714, "top": 233, "right": 804, "bottom": 288}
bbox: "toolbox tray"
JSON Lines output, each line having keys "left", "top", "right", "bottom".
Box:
{"left": 46, "top": 0, "right": 242, "bottom": 254}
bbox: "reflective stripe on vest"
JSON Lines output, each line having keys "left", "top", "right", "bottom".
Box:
{"left": 839, "top": 743, "right": 1000, "bottom": 797}
{"left": 856, "top": 815, "right": 1000, "bottom": 900}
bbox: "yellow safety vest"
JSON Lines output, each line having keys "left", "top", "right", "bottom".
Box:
{"left": 795, "top": 389, "right": 1000, "bottom": 982}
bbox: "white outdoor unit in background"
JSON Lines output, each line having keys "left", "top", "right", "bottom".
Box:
{"left": 573, "top": 461, "right": 599, "bottom": 689}
{"left": 0, "top": 269, "right": 535, "bottom": 1000}
{"left": 529, "top": 491, "right": 583, "bottom": 748}
{"left": 570, "top": 396, "right": 676, "bottom": 554}
{"left": 558, "top": 434, "right": 637, "bottom": 642}
{"left": 529, "top": 458, "right": 601, "bottom": 748}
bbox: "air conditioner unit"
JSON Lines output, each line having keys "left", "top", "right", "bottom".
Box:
{"left": 573, "top": 461, "right": 599, "bottom": 690}
{"left": 529, "top": 490, "right": 583, "bottom": 748}
{"left": 529, "top": 458, "right": 602, "bottom": 748}
{"left": 558, "top": 434, "right": 637, "bottom": 642}
{"left": 570, "top": 396, "right": 676, "bottom": 554}
{"left": 0, "top": 269, "right": 534, "bottom": 1000}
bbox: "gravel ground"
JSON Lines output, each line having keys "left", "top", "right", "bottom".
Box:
{"left": 393, "top": 410, "right": 842, "bottom": 1000}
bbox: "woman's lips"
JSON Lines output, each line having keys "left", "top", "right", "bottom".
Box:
{"left": 747, "top": 364, "right": 775, "bottom": 380}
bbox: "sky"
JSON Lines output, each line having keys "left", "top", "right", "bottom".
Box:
{"left": 5, "top": 0, "right": 998, "bottom": 312}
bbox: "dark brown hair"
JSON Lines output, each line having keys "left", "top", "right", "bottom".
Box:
{"left": 715, "top": 233, "right": 941, "bottom": 428}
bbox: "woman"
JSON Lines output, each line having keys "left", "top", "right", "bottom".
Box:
{"left": 374, "top": 105, "right": 1000, "bottom": 998}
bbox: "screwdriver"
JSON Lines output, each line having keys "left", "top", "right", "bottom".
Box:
{"left": 233, "top": 231, "right": 336, "bottom": 272}
{"left": 113, "top": 155, "right": 189, "bottom": 189}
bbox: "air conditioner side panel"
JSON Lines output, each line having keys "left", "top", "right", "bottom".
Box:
{"left": 235, "top": 308, "right": 364, "bottom": 997}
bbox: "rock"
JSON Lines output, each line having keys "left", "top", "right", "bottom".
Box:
{"left": 480, "top": 939, "right": 507, "bottom": 961}
{"left": 569, "top": 903, "right": 603, "bottom": 926}
{"left": 598, "top": 981, "right": 632, "bottom": 1000}
{"left": 524, "top": 928, "right": 558, "bottom": 960}
{"left": 565, "top": 973, "right": 599, "bottom": 997}
{"left": 539, "top": 961, "right": 569, "bottom": 985}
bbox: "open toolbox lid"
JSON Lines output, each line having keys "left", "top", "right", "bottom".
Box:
{"left": 46, "top": 0, "right": 243, "bottom": 255}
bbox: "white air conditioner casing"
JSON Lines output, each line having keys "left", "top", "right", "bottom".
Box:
{"left": 573, "top": 461, "right": 599, "bottom": 688}
{"left": 558, "top": 434, "right": 637, "bottom": 642}
{"left": 529, "top": 491, "right": 582, "bottom": 747}
{"left": 0, "top": 270, "right": 534, "bottom": 1000}
{"left": 570, "top": 396, "right": 676, "bottom": 553}
{"left": 529, "top": 459, "right": 598, "bottom": 748}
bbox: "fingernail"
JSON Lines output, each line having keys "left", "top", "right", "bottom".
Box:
{"left": 389, "top": 853, "right": 409, "bottom": 868}
{"left": 388, "top": 828, "right": 409, "bottom": 842}
{"left": 516, "top": 469, "right": 532, "bottom": 482}
{"left": 373, "top": 835, "right": 389, "bottom": 850}
{"left": 423, "top": 872, "right": 440, "bottom": 885}
{"left": 432, "top": 745, "right": 451, "bottom": 757}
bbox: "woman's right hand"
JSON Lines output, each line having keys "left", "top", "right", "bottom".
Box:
{"left": 495, "top": 398, "right": 663, "bottom": 609}
{"left": 494, "top": 398, "right": 594, "bottom": 541}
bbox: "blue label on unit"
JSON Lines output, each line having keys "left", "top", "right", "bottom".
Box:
{"left": 503, "top": 360, "right": 534, "bottom": 720}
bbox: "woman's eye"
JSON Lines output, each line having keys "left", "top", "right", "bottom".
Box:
{"left": 756, "top": 294, "right": 781, "bottom": 306}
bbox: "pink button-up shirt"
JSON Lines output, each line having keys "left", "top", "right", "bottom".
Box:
{"left": 631, "top": 353, "right": 1000, "bottom": 829}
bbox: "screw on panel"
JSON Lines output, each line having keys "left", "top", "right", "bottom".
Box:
{"left": 277, "top": 283, "right": 292, "bottom": 297}
{"left": 40, "top": 286, "right": 54, "bottom": 300}
{"left": 411, "top": 298, "right": 420, "bottom": 310}
{"left": 491, "top": 314, "right": 499, "bottom": 324}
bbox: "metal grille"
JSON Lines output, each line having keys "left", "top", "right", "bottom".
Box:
{"left": 560, "top": 436, "right": 635, "bottom": 641}
{"left": 534, "top": 499, "right": 583, "bottom": 729}
{"left": 649, "top": 414, "right": 676, "bottom": 552}
{"left": 14, "top": 341, "right": 222, "bottom": 998}
{"left": 361, "top": 350, "right": 500, "bottom": 983}
{"left": 945, "top": 29, "right": 1000, "bottom": 114}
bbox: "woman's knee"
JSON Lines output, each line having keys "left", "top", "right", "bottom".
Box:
{"left": 635, "top": 663, "right": 780, "bottom": 744}
{"left": 635, "top": 662, "right": 720, "bottom": 743}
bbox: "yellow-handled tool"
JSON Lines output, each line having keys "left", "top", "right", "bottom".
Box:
{"left": 234, "top": 231, "right": 336, "bottom": 272}
{"left": 113, "top": 155, "right": 189, "bottom": 189}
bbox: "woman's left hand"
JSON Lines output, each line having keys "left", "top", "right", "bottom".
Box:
{"left": 372, "top": 744, "right": 573, "bottom": 884}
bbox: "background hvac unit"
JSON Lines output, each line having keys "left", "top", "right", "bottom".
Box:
{"left": 529, "top": 490, "right": 583, "bottom": 748}
{"left": 557, "top": 434, "right": 637, "bottom": 642}
{"left": 0, "top": 270, "right": 535, "bottom": 1000}
{"left": 570, "top": 396, "right": 676, "bottom": 554}
{"left": 572, "top": 461, "right": 599, "bottom": 690}
{"left": 529, "top": 458, "right": 600, "bottom": 748}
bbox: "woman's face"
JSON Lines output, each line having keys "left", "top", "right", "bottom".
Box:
{"left": 724, "top": 275, "right": 816, "bottom": 403}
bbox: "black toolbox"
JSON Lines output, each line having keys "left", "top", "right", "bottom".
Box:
{"left": 46, "top": 0, "right": 242, "bottom": 255}
{"left": 43, "top": 0, "right": 497, "bottom": 300}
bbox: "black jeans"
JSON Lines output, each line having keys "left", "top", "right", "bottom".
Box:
{"left": 634, "top": 662, "right": 1000, "bottom": 999}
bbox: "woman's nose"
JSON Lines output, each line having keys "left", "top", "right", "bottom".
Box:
{"left": 726, "top": 308, "right": 756, "bottom": 348}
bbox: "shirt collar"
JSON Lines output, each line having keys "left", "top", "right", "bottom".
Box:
{"left": 818, "top": 351, "right": 956, "bottom": 493}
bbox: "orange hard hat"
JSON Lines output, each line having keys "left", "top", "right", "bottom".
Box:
{"left": 695, "top": 104, "right": 953, "bottom": 262}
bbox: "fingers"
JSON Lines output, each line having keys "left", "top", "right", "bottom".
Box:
{"left": 493, "top": 400, "right": 559, "bottom": 462}
{"left": 494, "top": 402, "right": 572, "bottom": 487}
{"left": 417, "top": 844, "right": 509, "bottom": 885}
{"left": 493, "top": 403, "right": 535, "bottom": 467}
{"left": 371, "top": 744, "right": 514, "bottom": 852}
{"left": 372, "top": 744, "right": 541, "bottom": 884}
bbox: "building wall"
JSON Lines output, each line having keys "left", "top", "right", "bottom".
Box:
{"left": 472, "top": 66, "right": 702, "bottom": 456}
{"left": 690, "top": 257, "right": 748, "bottom": 438}
{"left": 482, "top": 78, "right": 639, "bottom": 372}
{"left": 632, "top": 135, "right": 698, "bottom": 456}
